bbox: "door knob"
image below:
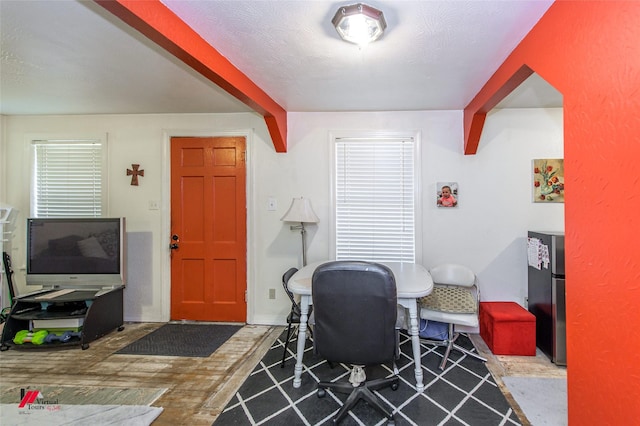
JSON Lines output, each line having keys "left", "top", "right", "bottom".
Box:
{"left": 170, "top": 234, "right": 179, "bottom": 250}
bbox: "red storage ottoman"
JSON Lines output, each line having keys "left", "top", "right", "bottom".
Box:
{"left": 479, "top": 302, "right": 536, "bottom": 356}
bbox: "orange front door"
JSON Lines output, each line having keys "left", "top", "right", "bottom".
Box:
{"left": 170, "top": 136, "right": 247, "bottom": 322}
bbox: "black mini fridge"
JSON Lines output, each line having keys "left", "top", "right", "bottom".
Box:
{"left": 527, "top": 231, "right": 566, "bottom": 366}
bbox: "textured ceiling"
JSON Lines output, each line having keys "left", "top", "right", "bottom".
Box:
{"left": 0, "top": 0, "right": 561, "bottom": 116}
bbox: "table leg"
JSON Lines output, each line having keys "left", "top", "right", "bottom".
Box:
{"left": 293, "top": 295, "right": 310, "bottom": 388}
{"left": 407, "top": 300, "right": 425, "bottom": 392}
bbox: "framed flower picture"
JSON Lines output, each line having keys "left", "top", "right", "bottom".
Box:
{"left": 533, "top": 159, "right": 564, "bottom": 203}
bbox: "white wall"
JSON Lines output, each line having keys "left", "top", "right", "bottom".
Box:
{"left": 275, "top": 109, "right": 564, "bottom": 310}
{"left": 425, "top": 108, "right": 565, "bottom": 303}
{"left": 2, "top": 112, "right": 274, "bottom": 322}
{"left": 1, "top": 108, "right": 563, "bottom": 325}
{"left": 1, "top": 115, "right": 12, "bottom": 310}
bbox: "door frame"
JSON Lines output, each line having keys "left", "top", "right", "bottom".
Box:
{"left": 160, "top": 129, "right": 255, "bottom": 323}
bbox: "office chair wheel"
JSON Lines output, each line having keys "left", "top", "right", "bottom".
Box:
{"left": 387, "top": 419, "right": 396, "bottom": 426}
{"left": 391, "top": 382, "right": 399, "bottom": 391}
{"left": 317, "top": 388, "right": 327, "bottom": 398}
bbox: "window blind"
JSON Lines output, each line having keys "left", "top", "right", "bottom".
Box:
{"left": 32, "top": 140, "right": 104, "bottom": 217}
{"left": 335, "top": 137, "right": 415, "bottom": 263}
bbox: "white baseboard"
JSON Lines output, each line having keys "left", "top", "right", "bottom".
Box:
{"left": 249, "top": 314, "right": 285, "bottom": 326}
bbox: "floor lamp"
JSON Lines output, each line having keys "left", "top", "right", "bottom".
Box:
{"left": 281, "top": 197, "right": 319, "bottom": 266}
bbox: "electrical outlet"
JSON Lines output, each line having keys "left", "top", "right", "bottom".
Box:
{"left": 148, "top": 200, "right": 160, "bottom": 210}
{"left": 268, "top": 288, "right": 276, "bottom": 299}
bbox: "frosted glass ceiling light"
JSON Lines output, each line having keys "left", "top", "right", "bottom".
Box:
{"left": 332, "top": 3, "right": 387, "bottom": 45}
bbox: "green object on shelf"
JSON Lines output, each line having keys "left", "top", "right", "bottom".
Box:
{"left": 13, "top": 329, "right": 48, "bottom": 345}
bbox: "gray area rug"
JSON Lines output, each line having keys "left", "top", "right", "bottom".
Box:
{"left": 116, "top": 323, "right": 242, "bottom": 357}
{"left": 0, "top": 404, "right": 163, "bottom": 426}
{"left": 0, "top": 384, "right": 165, "bottom": 425}
{"left": 0, "top": 385, "right": 166, "bottom": 405}
{"left": 503, "top": 377, "right": 567, "bottom": 426}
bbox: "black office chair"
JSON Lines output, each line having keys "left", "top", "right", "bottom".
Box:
{"left": 313, "top": 261, "right": 399, "bottom": 425}
{"left": 280, "top": 267, "right": 313, "bottom": 367}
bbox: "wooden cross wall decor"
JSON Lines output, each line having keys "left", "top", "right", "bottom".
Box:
{"left": 127, "top": 164, "right": 144, "bottom": 186}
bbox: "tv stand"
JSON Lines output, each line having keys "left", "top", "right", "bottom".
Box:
{"left": 0, "top": 286, "right": 124, "bottom": 351}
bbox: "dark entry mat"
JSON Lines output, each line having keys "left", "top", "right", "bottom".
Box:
{"left": 116, "top": 323, "right": 242, "bottom": 357}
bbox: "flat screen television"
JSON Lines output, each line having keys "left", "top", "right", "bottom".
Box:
{"left": 26, "top": 217, "right": 126, "bottom": 288}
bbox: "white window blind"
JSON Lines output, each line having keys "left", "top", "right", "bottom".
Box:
{"left": 335, "top": 137, "right": 415, "bottom": 263}
{"left": 32, "top": 140, "right": 104, "bottom": 217}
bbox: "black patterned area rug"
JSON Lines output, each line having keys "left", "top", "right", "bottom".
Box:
{"left": 116, "top": 323, "right": 241, "bottom": 357}
{"left": 214, "top": 329, "right": 522, "bottom": 426}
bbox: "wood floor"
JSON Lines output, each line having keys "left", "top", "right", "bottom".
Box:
{"left": 469, "top": 334, "right": 567, "bottom": 426}
{"left": 0, "top": 322, "right": 565, "bottom": 425}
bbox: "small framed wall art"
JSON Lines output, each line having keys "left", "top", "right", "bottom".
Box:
{"left": 533, "top": 159, "right": 564, "bottom": 203}
{"left": 436, "top": 182, "right": 458, "bottom": 207}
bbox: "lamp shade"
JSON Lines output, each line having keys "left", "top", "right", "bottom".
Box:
{"left": 280, "top": 197, "right": 319, "bottom": 223}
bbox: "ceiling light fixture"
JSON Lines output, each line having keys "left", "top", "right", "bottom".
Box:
{"left": 332, "top": 3, "right": 387, "bottom": 46}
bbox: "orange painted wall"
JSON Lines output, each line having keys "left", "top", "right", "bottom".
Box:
{"left": 467, "top": 2, "right": 640, "bottom": 423}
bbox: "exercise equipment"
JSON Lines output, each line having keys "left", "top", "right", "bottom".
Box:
{"left": 13, "top": 330, "right": 48, "bottom": 345}
{"left": 44, "top": 331, "right": 82, "bottom": 343}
